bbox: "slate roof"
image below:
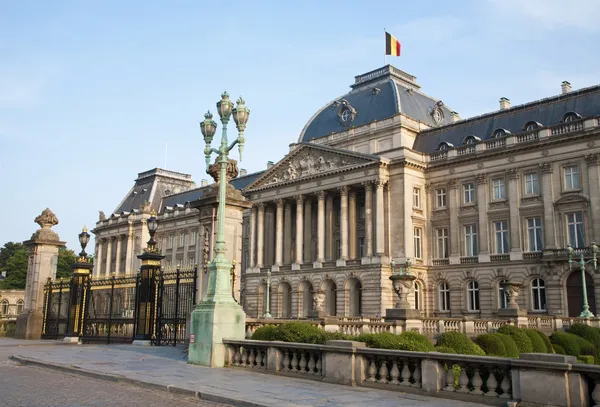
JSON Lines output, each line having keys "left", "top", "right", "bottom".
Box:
{"left": 299, "top": 65, "right": 454, "bottom": 142}
{"left": 413, "top": 85, "right": 600, "bottom": 154}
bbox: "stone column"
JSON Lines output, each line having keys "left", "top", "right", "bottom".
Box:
{"left": 507, "top": 168, "right": 523, "bottom": 260}
{"left": 170, "top": 231, "right": 177, "bottom": 267}
{"left": 315, "top": 191, "right": 326, "bottom": 267}
{"left": 16, "top": 209, "right": 65, "bottom": 340}
{"left": 374, "top": 181, "right": 385, "bottom": 262}
{"left": 105, "top": 237, "right": 113, "bottom": 275}
{"left": 115, "top": 235, "right": 122, "bottom": 275}
{"left": 303, "top": 197, "right": 312, "bottom": 263}
{"left": 476, "top": 174, "right": 490, "bottom": 263}
{"left": 94, "top": 239, "right": 103, "bottom": 277}
{"left": 586, "top": 153, "right": 600, "bottom": 242}
{"left": 283, "top": 202, "right": 292, "bottom": 265}
{"left": 274, "top": 199, "right": 284, "bottom": 270}
{"left": 125, "top": 229, "right": 133, "bottom": 275}
{"left": 338, "top": 186, "right": 349, "bottom": 266}
{"left": 257, "top": 203, "right": 265, "bottom": 269}
{"left": 349, "top": 190, "right": 357, "bottom": 259}
{"left": 448, "top": 179, "right": 460, "bottom": 264}
{"left": 249, "top": 206, "right": 257, "bottom": 270}
{"left": 540, "top": 162, "right": 557, "bottom": 250}
{"left": 293, "top": 195, "right": 304, "bottom": 270}
{"left": 325, "top": 194, "right": 334, "bottom": 261}
{"left": 363, "top": 181, "right": 373, "bottom": 263}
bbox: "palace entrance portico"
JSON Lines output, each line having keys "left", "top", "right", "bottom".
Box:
{"left": 242, "top": 143, "right": 394, "bottom": 318}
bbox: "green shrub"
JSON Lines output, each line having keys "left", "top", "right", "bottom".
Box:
{"left": 553, "top": 344, "right": 566, "bottom": 355}
{"left": 356, "top": 332, "right": 434, "bottom": 352}
{"left": 497, "top": 325, "right": 533, "bottom": 354}
{"left": 534, "top": 330, "right": 554, "bottom": 353}
{"left": 434, "top": 346, "right": 457, "bottom": 354}
{"left": 435, "top": 332, "right": 485, "bottom": 356}
{"left": 523, "top": 329, "right": 548, "bottom": 353}
{"left": 577, "top": 355, "right": 595, "bottom": 364}
{"left": 398, "top": 331, "right": 435, "bottom": 351}
{"left": 251, "top": 325, "right": 279, "bottom": 341}
{"left": 475, "top": 334, "right": 507, "bottom": 357}
{"left": 569, "top": 323, "right": 600, "bottom": 358}
{"left": 324, "top": 331, "right": 354, "bottom": 341}
{"left": 274, "top": 322, "right": 328, "bottom": 344}
{"left": 492, "top": 333, "right": 520, "bottom": 358}
{"left": 550, "top": 331, "right": 596, "bottom": 359}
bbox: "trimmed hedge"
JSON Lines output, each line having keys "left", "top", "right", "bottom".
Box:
{"left": 533, "top": 329, "right": 554, "bottom": 353}
{"left": 356, "top": 332, "right": 435, "bottom": 352}
{"left": 493, "top": 333, "right": 520, "bottom": 358}
{"left": 550, "top": 331, "right": 597, "bottom": 359}
{"left": 434, "top": 346, "right": 457, "bottom": 354}
{"left": 497, "top": 325, "right": 533, "bottom": 354}
{"left": 435, "top": 332, "right": 485, "bottom": 356}
{"left": 251, "top": 325, "right": 279, "bottom": 341}
{"left": 553, "top": 344, "right": 566, "bottom": 355}
{"left": 577, "top": 355, "right": 595, "bottom": 364}
{"left": 569, "top": 323, "right": 600, "bottom": 360}
{"left": 523, "top": 328, "right": 548, "bottom": 353}
{"left": 475, "top": 334, "right": 507, "bottom": 357}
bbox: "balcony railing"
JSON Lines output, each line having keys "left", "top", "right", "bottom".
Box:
{"left": 460, "top": 256, "right": 478, "bottom": 264}
{"left": 432, "top": 259, "right": 449, "bottom": 266}
{"left": 490, "top": 254, "right": 510, "bottom": 262}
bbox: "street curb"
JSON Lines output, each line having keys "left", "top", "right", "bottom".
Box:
{"left": 10, "top": 355, "right": 269, "bottom": 407}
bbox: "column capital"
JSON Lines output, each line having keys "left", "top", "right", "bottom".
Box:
{"left": 447, "top": 179, "right": 458, "bottom": 190}
{"left": 424, "top": 182, "right": 431, "bottom": 192}
{"left": 586, "top": 153, "right": 599, "bottom": 167}
{"left": 362, "top": 180, "right": 373, "bottom": 191}
{"left": 256, "top": 202, "right": 265, "bottom": 210}
{"left": 475, "top": 173, "right": 487, "bottom": 185}
{"left": 374, "top": 180, "right": 386, "bottom": 189}
{"left": 316, "top": 190, "right": 326, "bottom": 200}
{"left": 295, "top": 194, "right": 304, "bottom": 204}
{"left": 338, "top": 185, "right": 349, "bottom": 195}
{"left": 275, "top": 199, "right": 285, "bottom": 208}
{"left": 539, "top": 162, "right": 553, "bottom": 174}
{"left": 348, "top": 189, "right": 357, "bottom": 200}
{"left": 506, "top": 167, "right": 519, "bottom": 180}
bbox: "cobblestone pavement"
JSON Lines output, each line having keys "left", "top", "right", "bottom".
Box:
{"left": 0, "top": 347, "right": 227, "bottom": 407}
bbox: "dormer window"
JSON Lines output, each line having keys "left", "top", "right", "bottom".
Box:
{"left": 563, "top": 112, "right": 582, "bottom": 123}
{"left": 524, "top": 121, "right": 542, "bottom": 131}
{"left": 436, "top": 142, "right": 453, "bottom": 151}
{"left": 492, "top": 129, "right": 510, "bottom": 138}
{"left": 463, "top": 135, "right": 481, "bottom": 145}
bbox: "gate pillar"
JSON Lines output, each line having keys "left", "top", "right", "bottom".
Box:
{"left": 132, "top": 212, "right": 164, "bottom": 346}
{"left": 64, "top": 227, "right": 93, "bottom": 343}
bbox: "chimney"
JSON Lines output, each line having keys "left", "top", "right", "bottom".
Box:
{"left": 451, "top": 111, "right": 461, "bottom": 123}
{"left": 499, "top": 97, "right": 511, "bottom": 110}
{"left": 201, "top": 179, "right": 208, "bottom": 187}
{"left": 267, "top": 161, "right": 274, "bottom": 169}
{"left": 240, "top": 168, "right": 247, "bottom": 177}
{"left": 561, "top": 81, "right": 572, "bottom": 95}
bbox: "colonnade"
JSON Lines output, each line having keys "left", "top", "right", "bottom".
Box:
{"left": 94, "top": 233, "right": 134, "bottom": 277}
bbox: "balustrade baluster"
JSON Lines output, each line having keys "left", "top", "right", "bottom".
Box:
{"left": 400, "top": 360, "right": 411, "bottom": 385}
{"left": 255, "top": 348, "right": 262, "bottom": 368}
{"left": 291, "top": 351, "right": 299, "bottom": 372}
{"left": 389, "top": 360, "right": 400, "bottom": 384}
{"left": 248, "top": 348, "right": 256, "bottom": 368}
{"left": 412, "top": 363, "right": 421, "bottom": 388}
{"left": 233, "top": 346, "right": 241, "bottom": 366}
{"left": 367, "top": 359, "right": 377, "bottom": 382}
{"left": 444, "top": 363, "right": 456, "bottom": 391}
{"left": 241, "top": 348, "right": 248, "bottom": 367}
{"left": 486, "top": 369, "right": 498, "bottom": 397}
{"left": 500, "top": 368, "right": 511, "bottom": 399}
{"left": 315, "top": 354, "right": 322, "bottom": 375}
{"left": 457, "top": 367, "right": 469, "bottom": 393}
{"left": 592, "top": 381, "right": 600, "bottom": 406}
{"left": 299, "top": 352, "right": 307, "bottom": 373}
{"left": 282, "top": 350, "right": 290, "bottom": 371}
{"left": 471, "top": 368, "right": 483, "bottom": 395}
{"left": 378, "top": 360, "right": 389, "bottom": 383}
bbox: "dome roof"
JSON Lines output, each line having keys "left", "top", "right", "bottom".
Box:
{"left": 298, "top": 65, "right": 454, "bottom": 142}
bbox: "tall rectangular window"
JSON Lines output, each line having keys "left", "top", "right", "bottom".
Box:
{"left": 463, "top": 182, "right": 475, "bottom": 204}
{"left": 524, "top": 172, "right": 539, "bottom": 195}
{"left": 492, "top": 178, "right": 505, "bottom": 200}
{"left": 436, "top": 188, "right": 447, "bottom": 208}
{"left": 464, "top": 224, "right": 478, "bottom": 257}
{"left": 179, "top": 233, "right": 185, "bottom": 247}
{"left": 494, "top": 221, "right": 509, "bottom": 254}
{"left": 564, "top": 166, "right": 580, "bottom": 190}
{"left": 190, "top": 230, "right": 197, "bottom": 245}
{"left": 168, "top": 235, "right": 174, "bottom": 249}
{"left": 527, "top": 217, "right": 543, "bottom": 252}
{"left": 413, "top": 187, "right": 421, "bottom": 208}
{"left": 567, "top": 212, "right": 585, "bottom": 248}
{"left": 436, "top": 228, "right": 449, "bottom": 259}
{"left": 414, "top": 228, "right": 422, "bottom": 259}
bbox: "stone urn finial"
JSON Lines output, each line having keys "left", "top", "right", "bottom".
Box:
{"left": 501, "top": 281, "right": 523, "bottom": 310}
{"left": 390, "top": 273, "right": 417, "bottom": 309}
{"left": 34, "top": 208, "right": 59, "bottom": 229}
{"left": 208, "top": 158, "right": 239, "bottom": 183}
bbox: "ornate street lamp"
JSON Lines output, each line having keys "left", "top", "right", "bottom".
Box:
{"left": 567, "top": 242, "right": 598, "bottom": 318}
{"left": 78, "top": 227, "right": 91, "bottom": 260}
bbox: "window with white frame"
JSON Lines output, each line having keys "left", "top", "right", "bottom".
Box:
{"left": 464, "top": 224, "right": 478, "bottom": 257}
{"left": 435, "top": 188, "right": 447, "bottom": 208}
{"left": 564, "top": 165, "right": 580, "bottom": 190}
{"left": 567, "top": 212, "right": 585, "bottom": 248}
{"left": 179, "top": 233, "right": 185, "bottom": 247}
{"left": 463, "top": 182, "right": 475, "bottom": 204}
{"left": 531, "top": 278, "right": 547, "bottom": 311}
{"left": 436, "top": 228, "right": 449, "bottom": 259}
{"left": 414, "top": 228, "right": 423, "bottom": 259}
{"left": 467, "top": 280, "right": 480, "bottom": 311}
{"left": 438, "top": 282, "right": 450, "bottom": 311}
{"left": 498, "top": 279, "right": 508, "bottom": 309}
{"left": 188, "top": 256, "right": 195, "bottom": 265}
{"left": 524, "top": 172, "right": 539, "bottom": 195}
{"left": 190, "top": 230, "right": 197, "bottom": 245}
{"left": 359, "top": 237, "right": 365, "bottom": 257}
{"left": 168, "top": 235, "right": 174, "bottom": 249}
{"left": 413, "top": 187, "right": 421, "bottom": 208}
{"left": 494, "top": 221, "right": 509, "bottom": 254}
{"left": 414, "top": 282, "right": 421, "bottom": 310}
{"left": 527, "top": 217, "right": 543, "bottom": 252}
{"left": 492, "top": 178, "right": 506, "bottom": 200}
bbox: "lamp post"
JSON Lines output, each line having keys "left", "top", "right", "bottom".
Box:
{"left": 263, "top": 269, "right": 272, "bottom": 318}
{"left": 133, "top": 211, "right": 165, "bottom": 345}
{"left": 65, "top": 227, "right": 94, "bottom": 343}
{"left": 567, "top": 243, "right": 598, "bottom": 318}
{"left": 189, "top": 91, "right": 249, "bottom": 367}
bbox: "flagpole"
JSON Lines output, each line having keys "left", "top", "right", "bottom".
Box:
{"left": 384, "top": 28, "right": 387, "bottom": 66}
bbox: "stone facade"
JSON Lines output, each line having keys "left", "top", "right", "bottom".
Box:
{"left": 0, "top": 290, "right": 25, "bottom": 319}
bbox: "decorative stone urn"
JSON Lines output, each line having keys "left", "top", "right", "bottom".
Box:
{"left": 385, "top": 274, "right": 420, "bottom": 321}
{"left": 500, "top": 281, "right": 523, "bottom": 310}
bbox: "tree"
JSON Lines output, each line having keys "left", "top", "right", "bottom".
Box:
{"left": 56, "top": 247, "right": 76, "bottom": 280}
{"left": 0, "top": 246, "right": 28, "bottom": 289}
{"left": 0, "top": 242, "right": 24, "bottom": 271}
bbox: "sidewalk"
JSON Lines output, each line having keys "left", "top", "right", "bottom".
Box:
{"left": 11, "top": 343, "right": 489, "bottom": 407}
{"left": 0, "top": 337, "right": 64, "bottom": 347}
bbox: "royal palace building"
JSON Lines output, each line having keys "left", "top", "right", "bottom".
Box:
{"left": 93, "top": 65, "right": 600, "bottom": 320}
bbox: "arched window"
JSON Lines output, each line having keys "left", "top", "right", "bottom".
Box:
{"left": 467, "top": 281, "right": 480, "bottom": 311}
{"left": 16, "top": 300, "right": 24, "bottom": 315}
{"left": 0, "top": 300, "right": 8, "bottom": 316}
{"left": 438, "top": 142, "right": 449, "bottom": 151}
{"left": 524, "top": 121, "right": 542, "bottom": 131}
{"left": 464, "top": 135, "right": 480, "bottom": 145}
{"left": 492, "top": 129, "right": 510, "bottom": 138}
{"left": 531, "top": 278, "right": 547, "bottom": 311}
{"left": 438, "top": 282, "right": 450, "bottom": 312}
{"left": 498, "top": 279, "right": 508, "bottom": 309}
{"left": 414, "top": 282, "right": 421, "bottom": 310}
{"left": 563, "top": 112, "right": 582, "bottom": 123}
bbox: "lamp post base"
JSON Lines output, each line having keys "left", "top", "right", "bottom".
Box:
{"left": 579, "top": 309, "right": 595, "bottom": 319}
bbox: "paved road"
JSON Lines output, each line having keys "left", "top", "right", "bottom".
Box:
{"left": 0, "top": 347, "right": 227, "bottom": 407}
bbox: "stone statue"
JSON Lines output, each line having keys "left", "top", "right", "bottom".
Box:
{"left": 34, "top": 208, "right": 59, "bottom": 229}
{"left": 312, "top": 291, "right": 326, "bottom": 312}
{"left": 139, "top": 201, "right": 152, "bottom": 215}
{"left": 98, "top": 211, "right": 106, "bottom": 221}
{"left": 263, "top": 150, "right": 354, "bottom": 186}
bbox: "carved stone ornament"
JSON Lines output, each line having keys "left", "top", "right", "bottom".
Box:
{"left": 203, "top": 227, "right": 210, "bottom": 274}
{"left": 35, "top": 208, "right": 59, "bottom": 229}
{"left": 335, "top": 99, "right": 357, "bottom": 126}
{"left": 500, "top": 281, "right": 523, "bottom": 310}
{"left": 98, "top": 211, "right": 107, "bottom": 221}
{"left": 312, "top": 291, "right": 326, "bottom": 312}
{"left": 262, "top": 149, "right": 364, "bottom": 186}
{"left": 208, "top": 158, "right": 239, "bottom": 183}
{"left": 390, "top": 274, "right": 417, "bottom": 309}
{"left": 139, "top": 201, "right": 152, "bottom": 215}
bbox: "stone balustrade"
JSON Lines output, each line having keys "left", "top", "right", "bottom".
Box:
{"left": 223, "top": 339, "right": 600, "bottom": 407}
{"left": 245, "top": 315, "right": 600, "bottom": 339}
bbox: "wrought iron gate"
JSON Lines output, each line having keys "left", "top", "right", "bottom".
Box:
{"left": 41, "top": 266, "right": 198, "bottom": 346}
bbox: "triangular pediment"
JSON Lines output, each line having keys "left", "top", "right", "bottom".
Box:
{"left": 246, "top": 143, "right": 379, "bottom": 190}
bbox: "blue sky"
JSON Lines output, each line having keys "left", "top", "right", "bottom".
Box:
{"left": 1, "top": 0, "right": 599, "bottom": 249}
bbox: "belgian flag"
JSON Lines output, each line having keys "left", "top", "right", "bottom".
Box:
{"left": 385, "top": 32, "right": 401, "bottom": 56}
